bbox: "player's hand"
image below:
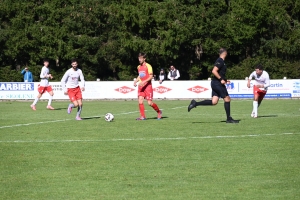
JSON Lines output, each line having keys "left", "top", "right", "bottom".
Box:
{"left": 138, "top": 81, "right": 145, "bottom": 87}
{"left": 247, "top": 82, "right": 250, "bottom": 88}
{"left": 81, "top": 87, "right": 85, "bottom": 91}
{"left": 221, "top": 79, "right": 226, "bottom": 85}
{"left": 226, "top": 80, "right": 231, "bottom": 84}
{"left": 64, "top": 91, "right": 68, "bottom": 95}
{"left": 133, "top": 81, "right": 137, "bottom": 87}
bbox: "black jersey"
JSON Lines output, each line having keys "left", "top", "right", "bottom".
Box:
{"left": 213, "top": 57, "right": 227, "bottom": 81}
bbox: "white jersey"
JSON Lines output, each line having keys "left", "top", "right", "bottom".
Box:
{"left": 39, "top": 66, "right": 50, "bottom": 87}
{"left": 61, "top": 68, "right": 85, "bottom": 92}
{"left": 249, "top": 70, "right": 270, "bottom": 90}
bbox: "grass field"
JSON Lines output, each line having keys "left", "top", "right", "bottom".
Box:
{"left": 0, "top": 99, "right": 300, "bottom": 199}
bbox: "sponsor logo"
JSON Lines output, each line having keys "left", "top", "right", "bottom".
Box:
{"left": 115, "top": 86, "right": 135, "bottom": 94}
{"left": 0, "top": 83, "right": 34, "bottom": 91}
{"left": 187, "top": 85, "right": 209, "bottom": 94}
{"left": 154, "top": 86, "right": 172, "bottom": 94}
{"left": 226, "top": 82, "right": 235, "bottom": 90}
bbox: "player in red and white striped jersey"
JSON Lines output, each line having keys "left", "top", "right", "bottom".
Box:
{"left": 247, "top": 64, "right": 270, "bottom": 118}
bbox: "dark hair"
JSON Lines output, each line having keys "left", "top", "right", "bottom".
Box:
{"left": 219, "top": 48, "right": 227, "bottom": 55}
{"left": 43, "top": 58, "right": 49, "bottom": 62}
{"left": 71, "top": 58, "right": 78, "bottom": 63}
{"left": 138, "top": 52, "right": 146, "bottom": 58}
{"left": 255, "top": 64, "right": 263, "bottom": 70}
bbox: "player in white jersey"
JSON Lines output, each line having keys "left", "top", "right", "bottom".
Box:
{"left": 30, "top": 59, "right": 55, "bottom": 110}
{"left": 247, "top": 64, "right": 270, "bottom": 118}
{"left": 61, "top": 59, "right": 85, "bottom": 120}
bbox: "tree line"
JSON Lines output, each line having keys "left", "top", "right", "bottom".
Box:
{"left": 0, "top": 0, "right": 300, "bottom": 82}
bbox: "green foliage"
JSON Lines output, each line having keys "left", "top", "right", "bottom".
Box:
{"left": 0, "top": 0, "right": 300, "bottom": 81}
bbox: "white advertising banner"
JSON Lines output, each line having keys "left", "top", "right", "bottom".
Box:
{"left": 0, "top": 80, "right": 299, "bottom": 100}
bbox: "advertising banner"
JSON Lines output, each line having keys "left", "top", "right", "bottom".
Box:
{"left": 0, "top": 80, "right": 299, "bottom": 100}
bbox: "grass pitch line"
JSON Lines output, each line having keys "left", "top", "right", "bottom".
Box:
{"left": 0, "top": 133, "right": 298, "bottom": 143}
{"left": 0, "top": 119, "right": 71, "bottom": 129}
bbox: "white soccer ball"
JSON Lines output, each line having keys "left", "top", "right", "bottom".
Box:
{"left": 105, "top": 113, "right": 114, "bottom": 122}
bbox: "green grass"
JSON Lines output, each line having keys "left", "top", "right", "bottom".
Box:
{"left": 0, "top": 99, "right": 300, "bottom": 199}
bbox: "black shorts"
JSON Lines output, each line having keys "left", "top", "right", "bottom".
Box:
{"left": 211, "top": 80, "right": 229, "bottom": 98}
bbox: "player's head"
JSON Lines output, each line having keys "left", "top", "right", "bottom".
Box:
{"left": 43, "top": 58, "right": 49, "bottom": 67}
{"left": 71, "top": 58, "right": 78, "bottom": 69}
{"left": 219, "top": 48, "right": 228, "bottom": 58}
{"left": 255, "top": 64, "right": 264, "bottom": 75}
{"left": 138, "top": 52, "right": 146, "bottom": 64}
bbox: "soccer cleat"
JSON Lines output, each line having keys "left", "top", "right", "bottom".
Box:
{"left": 75, "top": 116, "right": 82, "bottom": 120}
{"left": 136, "top": 117, "right": 146, "bottom": 120}
{"left": 67, "top": 104, "right": 73, "bottom": 114}
{"left": 226, "top": 117, "right": 239, "bottom": 123}
{"left": 188, "top": 99, "right": 197, "bottom": 112}
{"left": 46, "top": 105, "right": 55, "bottom": 110}
{"left": 251, "top": 111, "right": 255, "bottom": 118}
{"left": 30, "top": 104, "right": 36, "bottom": 111}
{"left": 157, "top": 110, "right": 162, "bottom": 120}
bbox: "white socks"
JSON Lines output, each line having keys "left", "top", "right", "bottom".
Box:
{"left": 253, "top": 101, "right": 258, "bottom": 117}
{"left": 48, "top": 96, "right": 53, "bottom": 106}
{"left": 32, "top": 97, "right": 39, "bottom": 105}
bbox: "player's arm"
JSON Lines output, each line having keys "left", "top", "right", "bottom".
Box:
{"left": 79, "top": 71, "right": 85, "bottom": 91}
{"left": 247, "top": 72, "right": 254, "bottom": 88}
{"left": 61, "top": 71, "right": 69, "bottom": 94}
{"left": 263, "top": 73, "right": 270, "bottom": 88}
{"left": 212, "top": 66, "right": 226, "bottom": 85}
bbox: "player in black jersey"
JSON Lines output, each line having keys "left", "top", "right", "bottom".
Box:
{"left": 188, "top": 48, "right": 239, "bottom": 123}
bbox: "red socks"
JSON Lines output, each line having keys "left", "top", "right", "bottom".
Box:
{"left": 151, "top": 103, "right": 160, "bottom": 113}
{"left": 139, "top": 104, "right": 145, "bottom": 118}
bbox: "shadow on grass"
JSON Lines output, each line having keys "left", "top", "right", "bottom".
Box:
{"left": 258, "top": 115, "right": 278, "bottom": 118}
{"left": 82, "top": 116, "right": 101, "bottom": 120}
{"left": 52, "top": 108, "right": 66, "bottom": 110}
{"left": 144, "top": 116, "right": 169, "bottom": 120}
{"left": 192, "top": 119, "right": 241, "bottom": 123}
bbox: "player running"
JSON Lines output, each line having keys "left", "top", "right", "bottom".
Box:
{"left": 31, "top": 59, "right": 55, "bottom": 110}
{"left": 61, "top": 59, "right": 85, "bottom": 120}
{"left": 187, "top": 48, "right": 239, "bottom": 123}
{"left": 247, "top": 64, "right": 270, "bottom": 118}
{"left": 133, "top": 53, "right": 162, "bottom": 120}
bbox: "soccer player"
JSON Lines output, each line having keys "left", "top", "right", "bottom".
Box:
{"left": 30, "top": 59, "right": 54, "bottom": 110}
{"left": 133, "top": 53, "right": 162, "bottom": 120}
{"left": 247, "top": 64, "right": 270, "bottom": 118}
{"left": 61, "top": 59, "right": 85, "bottom": 120}
{"left": 187, "top": 48, "right": 239, "bottom": 123}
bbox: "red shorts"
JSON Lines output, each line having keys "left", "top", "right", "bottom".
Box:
{"left": 68, "top": 87, "right": 82, "bottom": 102}
{"left": 253, "top": 85, "right": 266, "bottom": 99}
{"left": 38, "top": 85, "right": 53, "bottom": 94}
{"left": 138, "top": 83, "right": 153, "bottom": 100}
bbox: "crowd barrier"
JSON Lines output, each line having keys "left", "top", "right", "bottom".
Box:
{"left": 0, "top": 79, "right": 299, "bottom": 100}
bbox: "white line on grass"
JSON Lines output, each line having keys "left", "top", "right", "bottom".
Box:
{"left": 0, "top": 133, "right": 298, "bottom": 143}
{"left": 0, "top": 119, "right": 71, "bottom": 129}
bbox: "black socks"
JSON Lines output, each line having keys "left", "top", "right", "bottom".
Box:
{"left": 224, "top": 102, "right": 230, "bottom": 119}
{"left": 196, "top": 100, "right": 213, "bottom": 106}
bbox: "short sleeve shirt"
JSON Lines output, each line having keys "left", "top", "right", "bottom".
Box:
{"left": 214, "top": 58, "right": 227, "bottom": 80}
{"left": 137, "top": 63, "right": 153, "bottom": 82}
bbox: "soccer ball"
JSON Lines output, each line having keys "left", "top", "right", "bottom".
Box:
{"left": 105, "top": 113, "right": 114, "bottom": 122}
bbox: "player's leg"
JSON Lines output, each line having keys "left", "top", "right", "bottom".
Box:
{"left": 137, "top": 95, "right": 146, "bottom": 120}
{"left": 75, "top": 88, "right": 83, "bottom": 120}
{"left": 251, "top": 86, "right": 261, "bottom": 118}
{"left": 67, "top": 88, "right": 77, "bottom": 114}
{"left": 217, "top": 85, "right": 238, "bottom": 123}
{"left": 145, "top": 85, "right": 162, "bottom": 119}
{"left": 75, "top": 99, "right": 83, "bottom": 120}
{"left": 188, "top": 82, "right": 219, "bottom": 112}
{"left": 31, "top": 86, "right": 44, "bottom": 110}
{"left": 46, "top": 86, "right": 55, "bottom": 110}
